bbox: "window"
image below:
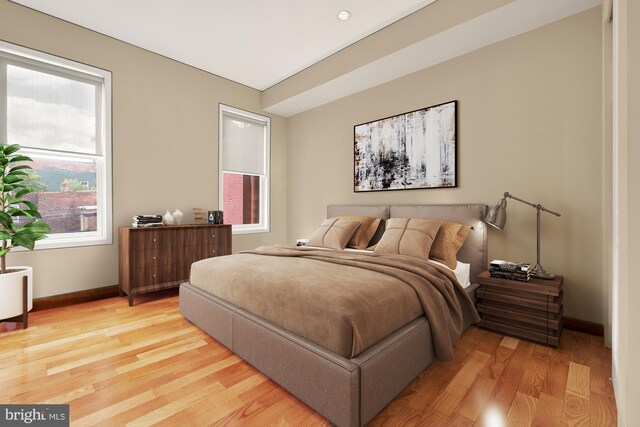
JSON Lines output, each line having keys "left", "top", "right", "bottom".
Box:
{"left": 219, "top": 105, "right": 270, "bottom": 234}
{"left": 0, "top": 41, "right": 112, "bottom": 249}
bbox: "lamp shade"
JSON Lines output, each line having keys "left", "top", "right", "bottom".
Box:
{"left": 486, "top": 197, "right": 507, "bottom": 230}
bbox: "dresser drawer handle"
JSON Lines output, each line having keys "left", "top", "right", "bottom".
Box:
{"left": 212, "top": 234, "right": 215, "bottom": 238}
{"left": 153, "top": 256, "right": 156, "bottom": 260}
{"left": 153, "top": 238, "right": 156, "bottom": 242}
{"left": 153, "top": 273, "right": 156, "bottom": 278}
{"left": 212, "top": 250, "right": 216, "bottom": 254}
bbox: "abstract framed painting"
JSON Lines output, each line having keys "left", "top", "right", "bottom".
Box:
{"left": 354, "top": 100, "right": 457, "bottom": 192}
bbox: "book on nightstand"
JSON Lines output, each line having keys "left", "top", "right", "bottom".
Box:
{"left": 489, "top": 259, "right": 532, "bottom": 281}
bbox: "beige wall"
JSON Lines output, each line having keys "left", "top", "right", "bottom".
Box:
{"left": 287, "top": 9, "right": 605, "bottom": 325}
{"left": 0, "top": 0, "right": 287, "bottom": 298}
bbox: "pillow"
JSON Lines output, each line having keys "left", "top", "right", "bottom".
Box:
{"left": 373, "top": 218, "right": 442, "bottom": 259}
{"left": 335, "top": 215, "right": 382, "bottom": 249}
{"left": 429, "top": 221, "right": 472, "bottom": 269}
{"left": 307, "top": 218, "right": 361, "bottom": 250}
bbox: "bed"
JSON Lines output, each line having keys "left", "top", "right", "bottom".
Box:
{"left": 179, "top": 204, "right": 488, "bottom": 427}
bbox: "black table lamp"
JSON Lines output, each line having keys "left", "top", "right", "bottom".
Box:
{"left": 485, "top": 192, "right": 561, "bottom": 280}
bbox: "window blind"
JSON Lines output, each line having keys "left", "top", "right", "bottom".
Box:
{"left": 221, "top": 112, "right": 266, "bottom": 175}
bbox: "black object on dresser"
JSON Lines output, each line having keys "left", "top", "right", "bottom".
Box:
{"left": 476, "top": 270, "right": 563, "bottom": 346}
{"left": 119, "top": 224, "right": 231, "bottom": 306}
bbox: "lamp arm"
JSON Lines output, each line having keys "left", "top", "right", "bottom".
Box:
{"left": 504, "top": 192, "right": 561, "bottom": 217}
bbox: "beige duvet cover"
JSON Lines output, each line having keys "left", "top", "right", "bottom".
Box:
{"left": 189, "top": 246, "right": 479, "bottom": 361}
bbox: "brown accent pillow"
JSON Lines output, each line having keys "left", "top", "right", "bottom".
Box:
{"left": 429, "top": 221, "right": 472, "bottom": 269}
{"left": 373, "top": 218, "right": 442, "bottom": 259}
{"left": 307, "top": 218, "right": 361, "bottom": 250}
{"left": 335, "top": 216, "right": 382, "bottom": 249}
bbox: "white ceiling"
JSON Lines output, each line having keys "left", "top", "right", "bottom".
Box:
{"left": 10, "top": 0, "right": 436, "bottom": 90}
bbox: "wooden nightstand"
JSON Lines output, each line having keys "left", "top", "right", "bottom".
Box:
{"left": 476, "top": 270, "right": 563, "bottom": 346}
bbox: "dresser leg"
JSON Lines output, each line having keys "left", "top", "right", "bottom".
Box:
{"left": 119, "top": 287, "right": 124, "bottom": 297}
{"left": 128, "top": 295, "right": 134, "bottom": 307}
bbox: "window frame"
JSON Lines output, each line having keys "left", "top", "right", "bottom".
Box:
{"left": 218, "top": 104, "right": 270, "bottom": 235}
{"left": 0, "top": 40, "right": 113, "bottom": 250}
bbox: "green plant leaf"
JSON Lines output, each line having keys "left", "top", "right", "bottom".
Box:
{"left": 0, "top": 231, "right": 11, "bottom": 240}
{"left": 1, "top": 145, "right": 21, "bottom": 156}
{"left": 4, "top": 174, "right": 25, "bottom": 184}
{"left": 7, "top": 170, "right": 28, "bottom": 177}
{"left": 13, "top": 188, "right": 31, "bottom": 199}
{"left": 8, "top": 165, "right": 32, "bottom": 172}
{"left": 23, "top": 221, "right": 50, "bottom": 233}
{"left": 10, "top": 233, "right": 35, "bottom": 250}
{"left": 0, "top": 249, "right": 10, "bottom": 257}
{"left": 6, "top": 208, "right": 28, "bottom": 217}
{"left": 22, "top": 201, "right": 38, "bottom": 212}
{"left": 7, "top": 155, "right": 33, "bottom": 164}
{"left": 0, "top": 212, "right": 13, "bottom": 229}
{"left": 22, "top": 210, "right": 42, "bottom": 218}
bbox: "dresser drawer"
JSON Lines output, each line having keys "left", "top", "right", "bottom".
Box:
{"left": 119, "top": 224, "right": 232, "bottom": 305}
{"left": 131, "top": 263, "right": 191, "bottom": 287}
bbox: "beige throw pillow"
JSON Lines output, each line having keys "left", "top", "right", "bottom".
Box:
{"left": 335, "top": 215, "right": 382, "bottom": 249}
{"left": 429, "top": 221, "right": 472, "bottom": 269}
{"left": 307, "top": 218, "right": 361, "bottom": 250}
{"left": 373, "top": 218, "right": 442, "bottom": 259}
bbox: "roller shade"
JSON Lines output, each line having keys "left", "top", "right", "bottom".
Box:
{"left": 222, "top": 112, "right": 266, "bottom": 175}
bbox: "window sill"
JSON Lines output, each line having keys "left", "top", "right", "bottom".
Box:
{"left": 11, "top": 233, "right": 112, "bottom": 251}
{"left": 231, "top": 225, "right": 270, "bottom": 235}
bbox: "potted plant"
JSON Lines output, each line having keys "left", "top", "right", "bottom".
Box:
{"left": 0, "top": 144, "right": 50, "bottom": 324}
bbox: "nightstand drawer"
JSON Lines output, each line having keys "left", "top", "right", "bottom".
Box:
{"left": 477, "top": 302, "right": 562, "bottom": 331}
{"left": 479, "top": 318, "right": 561, "bottom": 347}
{"left": 477, "top": 288, "right": 563, "bottom": 313}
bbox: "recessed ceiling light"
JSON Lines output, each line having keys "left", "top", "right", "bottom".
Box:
{"left": 337, "top": 10, "right": 351, "bottom": 21}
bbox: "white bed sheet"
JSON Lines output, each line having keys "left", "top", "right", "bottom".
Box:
{"left": 303, "top": 246, "right": 472, "bottom": 289}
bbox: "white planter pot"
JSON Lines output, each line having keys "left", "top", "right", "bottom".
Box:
{"left": 0, "top": 266, "right": 33, "bottom": 320}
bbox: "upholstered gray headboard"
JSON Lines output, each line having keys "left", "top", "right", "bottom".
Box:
{"left": 327, "top": 204, "right": 488, "bottom": 282}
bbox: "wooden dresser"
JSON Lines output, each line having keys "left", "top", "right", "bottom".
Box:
{"left": 476, "top": 270, "right": 563, "bottom": 346}
{"left": 119, "top": 224, "right": 232, "bottom": 306}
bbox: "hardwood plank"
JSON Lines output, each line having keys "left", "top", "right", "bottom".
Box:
{"left": 567, "top": 362, "right": 591, "bottom": 399}
{"left": 517, "top": 353, "right": 549, "bottom": 398}
{"left": 485, "top": 340, "right": 535, "bottom": 413}
{"left": 562, "top": 393, "right": 590, "bottom": 426}
{"left": 531, "top": 392, "right": 563, "bottom": 427}
{"left": 455, "top": 374, "right": 497, "bottom": 421}
{"left": 589, "top": 392, "right": 617, "bottom": 427}
{"left": 505, "top": 391, "right": 538, "bottom": 427}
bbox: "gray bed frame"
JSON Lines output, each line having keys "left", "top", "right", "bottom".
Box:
{"left": 180, "top": 204, "right": 488, "bottom": 427}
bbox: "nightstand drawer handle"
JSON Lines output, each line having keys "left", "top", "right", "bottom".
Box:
{"left": 153, "top": 256, "right": 156, "bottom": 260}
{"left": 153, "top": 238, "right": 156, "bottom": 242}
{"left": 212, "top": 234, "right": 215, "bottom": 238}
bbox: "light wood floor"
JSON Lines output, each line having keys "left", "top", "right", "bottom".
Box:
{"left": 0, "top": 292, "right": 617, "bottom": 426}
